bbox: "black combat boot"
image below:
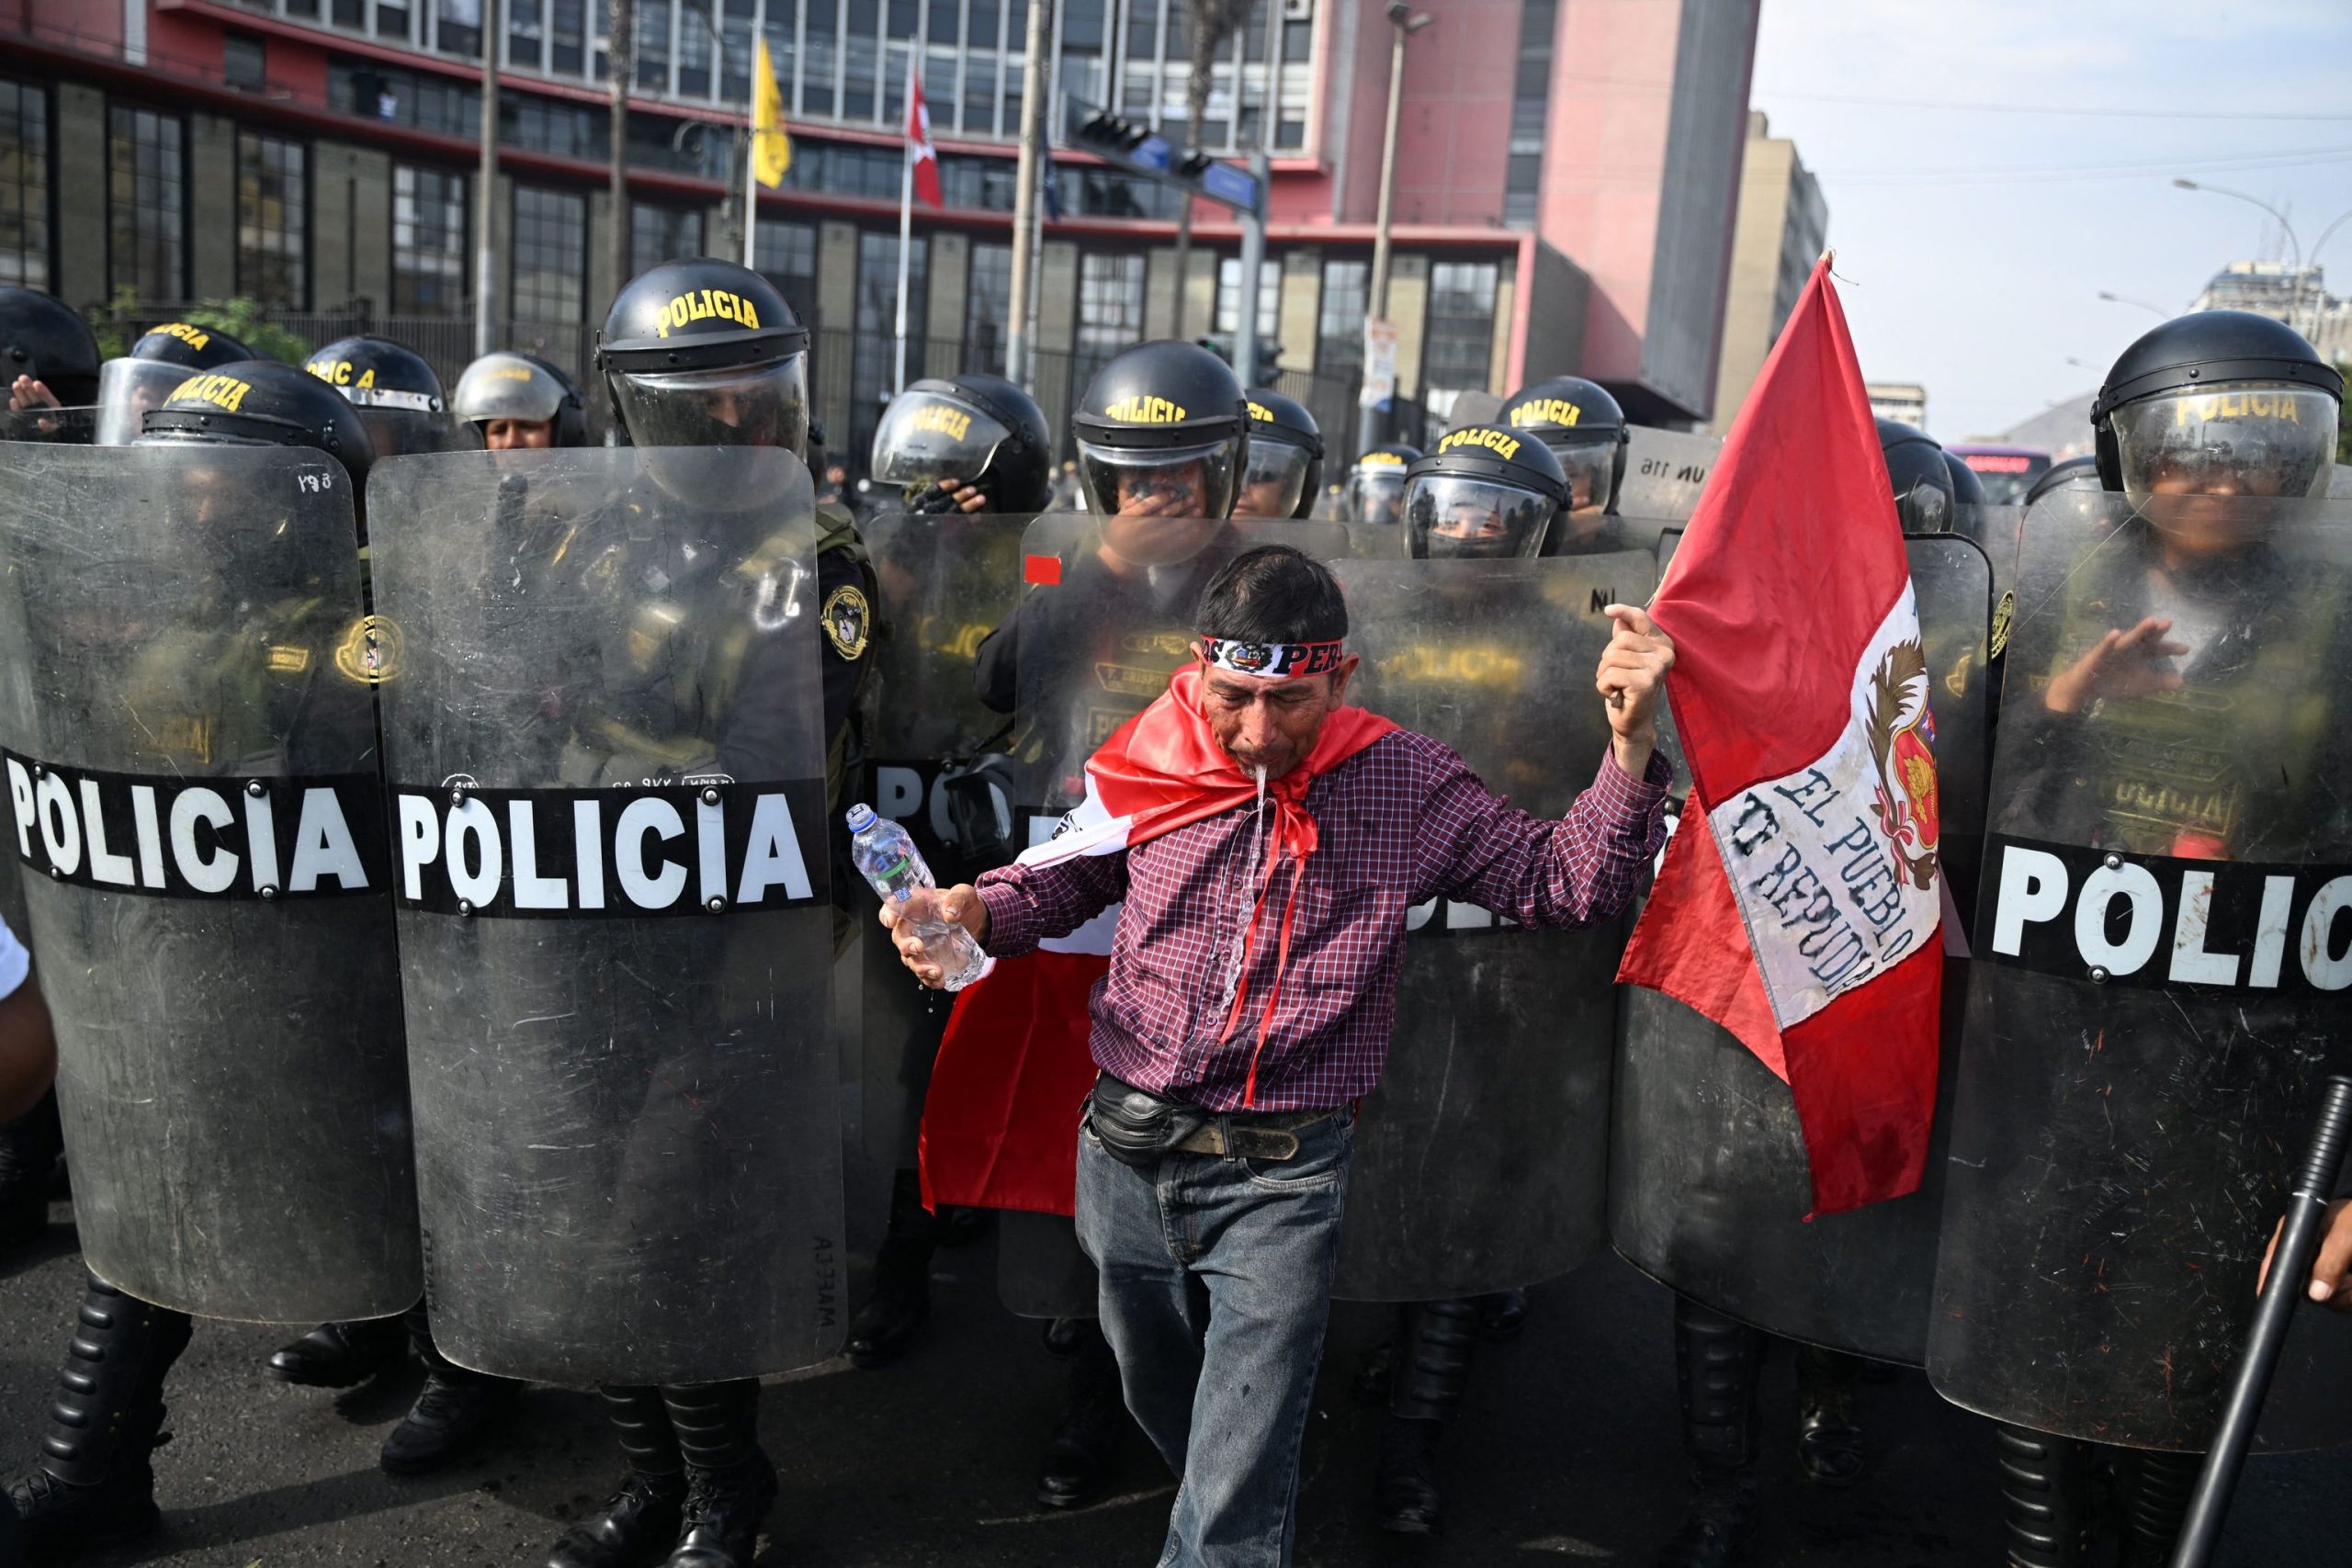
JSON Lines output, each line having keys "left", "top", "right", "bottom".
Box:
{"left": 265, "top": 1315, "right": 407, "bottom": 1388}
{"left": 661, "top": 1381, "right": 774, "bottom": 1568}
{"left": 0, "top": 1089, "right": 62, "bottom": 1249}
{"left": 7, "top": 1272, "right": 194, "bottom": 1556}
{"left": 1037, "top": 1321, "right": 1125, "bottom": 1509}
{"left": 2116, "top": 1447, "right": 2197, "bottom": 1568}
{"left": 380, "top": 1303, "right": 520, "bottom": 1475}
{"left": 847, "top": 1168, "right": 935, "bottom": 1370}
{"left": 1793, "top": 1344, "right": 1867, "bottom": 1488}
{"left": 1376, "top": 1296, "right": 1481, "bottom": 1534}
{"left": 547, "top": 1386, "right": 687, "bottom": 1568}
{"left": 1658, "top": 1298, "right": 1761, "bottom": 1568}
{"left": 1995, "top": 1423, "right": 2091, "bottom": 1568}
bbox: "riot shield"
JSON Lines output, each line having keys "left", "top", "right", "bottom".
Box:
{"left": 368, "top": 446, "right": 843, "bottom": 1386}
{"left": 0, "top": 405, "right": 99, "bottom": 446}
{"left": 1928, "top": 492, "right": 2352, "bottom": 1450}
{"left": 1329, "top": 550, "right": 1656, "bottom": 1302}
{"left": 859, "top": 512, "right": 1031, "bottom": 1164}
{"left": 1609, "top": 536, "right": 1995, "bottom": 1360}
{"left": 0, "top": 443, "right": 415, "bottom": 1322}
{"left": 997, "top": 514, "right": 1393, "bottom": 1318}
{"left": 1613, "top": 425, "right": 1722, "bottom": 550}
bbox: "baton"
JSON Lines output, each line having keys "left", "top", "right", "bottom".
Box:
{"left": 2167, "top": 1073, "right": 2352, "bottom": 1568}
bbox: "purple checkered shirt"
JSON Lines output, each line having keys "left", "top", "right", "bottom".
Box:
{"left": 974, "top": 730, "right": 1673, "bottom": 1111}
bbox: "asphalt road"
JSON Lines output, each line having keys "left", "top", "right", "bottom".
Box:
{"left": 0, "top": 1188, "right": 2344, "bottom": 1568}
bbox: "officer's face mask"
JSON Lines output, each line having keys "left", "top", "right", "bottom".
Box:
{"left": 2111, "top": 381, "right": 2336, "bottom": 509}
{"left": 1077, "top": 435, "right": 1241, "bottom": 522}
{"left": 1234, "top": 436, "right": 1313, "bottom": 520}
{"left": 1407, "top": 475, "right": 1555, "bottom": 560}
{"left": 614, "top": 355, "right": 810, "bottom": 459}
{"left": 96, "top": 359, "right": 192, "bottom": 447}
{"left": 871, "top": 393, "right": 1012, "bottom": 498}
{"left": 1349, "top": 467, "right": 1408, "bottom": 525}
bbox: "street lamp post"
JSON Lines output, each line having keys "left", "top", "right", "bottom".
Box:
{"left": 2098, "top": 290, "right": 2169, "bottom": 321}
{"left": 1361, "top": 3, "right": 1431, "bottom": 456}
{"left": 2175, "top": 177, "right": 2307, "bottom": 334}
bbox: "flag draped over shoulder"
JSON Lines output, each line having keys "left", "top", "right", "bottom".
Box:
{"left": 752, "top": 38, "right": 792, "bottom": 187}
{"left": 1615, "top": 258, "right": 1945, "bottom": 1216}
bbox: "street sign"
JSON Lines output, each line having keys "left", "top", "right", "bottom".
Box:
{"left": 1061, "top": 96, "right": 1264, "bottom": 218}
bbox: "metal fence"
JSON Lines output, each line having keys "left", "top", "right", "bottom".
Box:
{"left": 105, "top": 302, "right": 1366, "bottom": 476}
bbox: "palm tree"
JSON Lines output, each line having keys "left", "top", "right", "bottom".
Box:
{"left": 1170, "top": 0, "right": 1255, "bottom": 338}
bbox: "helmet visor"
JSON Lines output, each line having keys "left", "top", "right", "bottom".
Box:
{"left": 454, "top": 356, "right": 567, "bottom": 427}
{"left": 1348, "top": 467, "right": 1408, "bottom": 525}
{"left": 1896, "top": 475, "right": 1952, "bottom": 535}
{"left": 354, "top": 405, "right": 459, "bottom": 458}
{"left": 1236, "top": 438, "right": 1313, "bottom": 520}
{"left": 871, "top": 391, "right": 1015, "bottom": 491}
{"left": 1076, "top": 434, "right": 1242, "bottom": 521}
{"left": 1407, "top": 475, "right": 1557, "bottom": 559}
{"left": 612, "top": 355, "right": 809, "bottom": 456}
{"left": 96, "top": 359, "right": 197, "bottom": 447}
{"left": 1546, "top": 434, "right": 1618, "bottom": 513}
{"left": 2110, "top": 382, "right": 2336, "bottom": 505}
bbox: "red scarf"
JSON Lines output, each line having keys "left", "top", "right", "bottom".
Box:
{"left": 1086, "top": 664, "right": 1397, "bottom": 1103}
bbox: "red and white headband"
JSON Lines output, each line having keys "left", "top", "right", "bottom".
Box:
{"left": 1198, "top": 637, "right": 1346, "bottom": 679}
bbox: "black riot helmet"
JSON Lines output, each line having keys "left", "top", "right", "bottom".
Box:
{"left": 452, "top": 350, "right": 589, "bottom": 448}
{"left": 1404, "top": 425, "right": 1567, "bottom": 559}
{"left": 1878, "top": 419, "right": 1955, "bottom": 534}
{"left": 1070, "top": 340, "right": 1250, "bottom": 519}
{"left": 2023, "top": 453, "right": 2101, "bottom": 507}
{"left": 305, "top": 334, "right": 456, "bottom": 457}
{"left": 1941, "top": 449, "right": 1986, "bottom": 505}
{"left": 870, "top": 372, "right": 1054, "bottom": 513}
{"left": 0, "top": 287, "right": 100, "bottom": 408}
{"left": 96, "top": 320, "right": 255, "bottom": 446}
{"left": 596, "top": 259, "right": 811, "bottom": 459}
{"left": 1347, "top": 444, "right": 1421, "bottom": 525}
{"left": 1238, "top": 389, "right": 1324, "bottom": 520}
{"left": 1501, "top": 375, "right": 1629, "bottom": 514}
{"left": 140, "top": 359, "right": 377, "bottom": 492}
{"left": 2089, "top": 310, "right": 2341, "bottom": 504}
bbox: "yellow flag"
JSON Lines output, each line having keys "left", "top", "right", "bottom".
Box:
{"left": 752, "top": 37, "right": 792, "bottom": 187}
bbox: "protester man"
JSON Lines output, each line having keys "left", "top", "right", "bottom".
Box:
{"left": 886, "top": 542, "right": 1676, "bottom": 1566}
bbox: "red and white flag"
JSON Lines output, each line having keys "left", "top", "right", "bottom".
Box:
{"left": 905, "top": 60, "right": 944, "bottom": 209}
{"left": 1616, "top": 257, "right": 1945, "bottom": 1216}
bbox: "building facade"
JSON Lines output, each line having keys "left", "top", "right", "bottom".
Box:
{"left": 2192, "top": 259, "right": 2348, "bottom": 365}
{"left": 1704, "top": 109, "right": 1822, "bottom": 435}
{"left": 1, "top": 0, "right": 1758, "bottom": 462}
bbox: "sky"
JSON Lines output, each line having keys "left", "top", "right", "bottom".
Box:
{"left": 1746, "top": 0, "right": 2352, "bottom": 441}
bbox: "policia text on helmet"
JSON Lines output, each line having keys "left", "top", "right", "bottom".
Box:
{"left": 96, "top": 320, "right": 254, "bottom": 447}
{"left": 1404, "top": 425, "right": 1569, "bottom": 560}
{"left": 2090, "top": 308, "right": 2340, "bottom": 511}
{"left": 597, "top": 260, "right": 811, "bottom": 458}
{"left": 1501, "top": 375, "right": 1629, "bottom": 516}
{"left": 305, "top": 335, "right": 457, "bottom": 458}
{"left": 1070, "top": 340, "right": 1252, "bottom": 523}
{"left": 869, "top": 373, "right": 1054, "bottom": 514}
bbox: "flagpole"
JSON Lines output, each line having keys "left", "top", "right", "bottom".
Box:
{"left": 894, "top": 58, "right": 915, "bottom": 397}
{"left": 743, "top": 122, "right": 758, "bottom": 269}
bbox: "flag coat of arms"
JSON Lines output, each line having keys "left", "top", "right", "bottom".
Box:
{"left": 1616, "top": 257, "right": 1945, "bottom": 1216}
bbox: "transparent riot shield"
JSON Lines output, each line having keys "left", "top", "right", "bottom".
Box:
{"left": 1609, "top": 535, "right": 1995, "bottom": 1360}
{"left": 0, "top": 443, "right": 416, "bottom": 1322}
{"left": 1928, "top": 492, "right": 2352, "bottom": 1450}
{"left": 1329, "top": 549, "right": 1657, "bottom": 1302}
{"left": 368, "top": 446, "right": 843, "bottom": 1385}
{"left": 0, "top": 405, "right": 99, "bottom": 446}
{"left": 859, "top": 512, "right": 1032, "bottom": 1165}
{"left": 1613, "top": 426, "right": 1722, "bottom": 552}
{"left": 997, "top": 514, "right": 1394, "bottom": 1318}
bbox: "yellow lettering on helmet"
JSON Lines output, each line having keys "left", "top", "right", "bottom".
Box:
{"left": 157, "top": 321, "right": 209, "bottom": 350}
{"left": 357, "top": 367, "right": 376, "bottom": 389}
{"left": 1509, "top": 397, "right": 1582, "bottom": 429}
{"left": 1248, "top": 400, "right": 1274, "bottom": 424}
{"left": 1102, "top": 395, "right": 1190, "bottom": 424}
{"left": 492, "top": 366, "right": 535, "bottom": 381}
{"left": 1439, "top": 426, "right": 1522, "bottom": 462}
{"left": 307, "top": 358, "right": 355, "bottom": 387}
{"left": 654, "top": 288, "right": 763, "bottom": 340}
{"left": 1361, "top": 450, "right": 1408, "bottom": 468}
{"left": 171, "top": 372, "right": 253, "bottom": 414}
{"left": 911, "top": 404, "right": 974, "bottom": 441}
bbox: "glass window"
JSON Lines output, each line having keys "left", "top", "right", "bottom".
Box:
{"left": 512, "top": 186, "right": 586, "bottom": 322}
{"left": 636, "top": 0, "right": 673, "bottom": 91}
{"left": 964, "top": 242, "right": 1012, "bottom": 374}
{"left": 1075, "top": 251, "right": 1143, "bottom": 387}
{"left": 224, "top": 32, "right": 268, "bottom": 93}
{"left": 236, "top": 131, "right": 307, "bottom": 309}
{"left": 1216, "top": 255, "right": 1278, "bottom": 344}
{"left": 552, "top": 0, "right": 586, "bottom": 73}
{"left": 435, "top": 0, "right": 482, "bottom": 58}
{"left": 844, "top": 0, "right": 878, "bottom": 119}
{"left": 679, "top": 1, "right": 716, "bottom": 97}
{"left": 509, "top": 0, "right": 544, "bottom": 67}
{"left": 803, "top": 0, "right": 838, "bottom": 117}
{"left": 853, "top": 230, "right": 927, "bottom": 460}
{"left": 721, "top": 0, "right": 756, "bottom": 103}
{"left": 378, "top": 3, "right": 414, "bottom": 40}
{"left": 630, "top": 202, "right": 705, "bottom": 275}
{"left": 392, "top": 164, "right": 467, "bottom": 315}
{"left": 1505, "top": 0, "right": 1554, "bottom": 230}
{"left": 1422, "top": 260, "right": 1500, "bottom": 403}
{"left": 755, "top": 216, "right": 819, "bottom": 324}
{"left": 108, "top": 105, "right": 184, "bottom": 303}
{"left": 0, "top": 79, "right": 49, "bottom": 291}
{"left": 1317, "top": 257, "right": 1366, "bottom": 373}
{"left": 334, "top": 0, "right": 365, "bottom": 24}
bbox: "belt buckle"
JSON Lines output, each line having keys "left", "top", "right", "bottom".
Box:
{"left": 1225, "top": 1125, "right": 1301, "bottom": 1161}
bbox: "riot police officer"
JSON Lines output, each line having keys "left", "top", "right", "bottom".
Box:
{"left": 451, "top": 349, "right": 591, "bottom": 450}
{"left": 869, "top": 372, "right": 1055, "bottom": 515}
{"left": 1402, "top": 424, "right": 1567, "bottom": 559}
{"left": 532, "top": 259, "right": 873, "bottom": 1568}
{"left": 0, "top": 286, "right": 100, "bottom": 441}
{"left": 1878, "top": 418, "right": 1957, "bottom": 534}
{"left": 94, "top": 320, "right": 255, "bottom": 446}
{"left": 1501, "top": 373, "right": 1630, "bottom": 553}
{"left": 3, "top": 360, "right": 402, "bottom": 1554}
{"left": 306, "top": 333, "right": 458, "bottom": 457}
{"left": 1346, "top": 442, "right": 1419, "bottom": 525}
{"left": 1235, "top": 388, "right": 1323, "bottom": 520}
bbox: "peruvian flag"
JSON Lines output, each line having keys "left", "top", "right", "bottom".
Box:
{"left": 1616, "top": 257, "right": 1945, "bottom": 1216}
{"left": 906, "top": 60, "right": 944, "bottom": 209}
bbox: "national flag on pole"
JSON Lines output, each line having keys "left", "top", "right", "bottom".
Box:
{"left": 751, "top": 37, "right": 792, "bottom": 187}
{"left": 1614, "top": 256, "right": 1945, "bottom": 1217}
{"left": 905, "top": 59, "right": 944, "bottom": 209}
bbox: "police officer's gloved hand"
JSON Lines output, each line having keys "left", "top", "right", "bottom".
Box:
{"left": 908, "top": 480, "right": 962, "bottom": 516}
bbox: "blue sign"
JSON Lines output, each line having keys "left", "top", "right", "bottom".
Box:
{"left": 1132, "top": 135, "right": 1171, "bottom": 173}
{"left": 1200, "top": 161, "right": 1261, "bottom": 215}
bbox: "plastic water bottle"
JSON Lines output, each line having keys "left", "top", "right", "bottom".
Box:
{"left": 846, "top": 804, "right": 989, "bottom": 991}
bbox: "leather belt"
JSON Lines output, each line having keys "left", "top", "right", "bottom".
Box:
{"left": 1170, "top": 1107, "right": 1341, "bottom": 1162}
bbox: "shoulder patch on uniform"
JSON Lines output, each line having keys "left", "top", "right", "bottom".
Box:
{"left": 334, "top": 614, "right": 403, "bottom": 684}
{"left": 821, "top": 584, "right": 871, "bottom": 660}
{"left": 1989, "top": 589, "right": 2016, "bottom": 662}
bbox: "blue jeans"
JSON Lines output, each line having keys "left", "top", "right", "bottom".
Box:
{"left": 1074, "top": 1108, "right": 1355, "bottom": 1568}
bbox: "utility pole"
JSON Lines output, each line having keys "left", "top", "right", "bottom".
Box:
{"left": 1232, "top": 150, "right": 1268, "bottom": 389}
{"left": 1006, "top": 0, "right": 1054, "bottom": 389}
{"left": 608, "top": 0, "right": 635, "bottom": 296}
{"left": 1362, "top": 3, "right": 1429, "bottom": 454}
{"left": 474, "top": 0, "right": 501, "bottom": 355}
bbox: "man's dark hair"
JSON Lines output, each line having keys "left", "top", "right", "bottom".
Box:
{"left": 1195, "top": 545, "right": 1348, "bottom": 644}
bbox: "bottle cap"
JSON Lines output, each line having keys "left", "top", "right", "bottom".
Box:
{"left": 844, "top": 803, "right": 876, "bottom": 832}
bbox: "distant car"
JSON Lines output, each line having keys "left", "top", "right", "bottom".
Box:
{"left": 1944, "top": 443, "right": 2052, "bottom": 506}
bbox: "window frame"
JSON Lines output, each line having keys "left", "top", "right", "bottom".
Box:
{"left": 235, "top": 128, "right": 311, "bottom": 310}
{"left": 106, "top": 101, "right": 190, "bottom": 305}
